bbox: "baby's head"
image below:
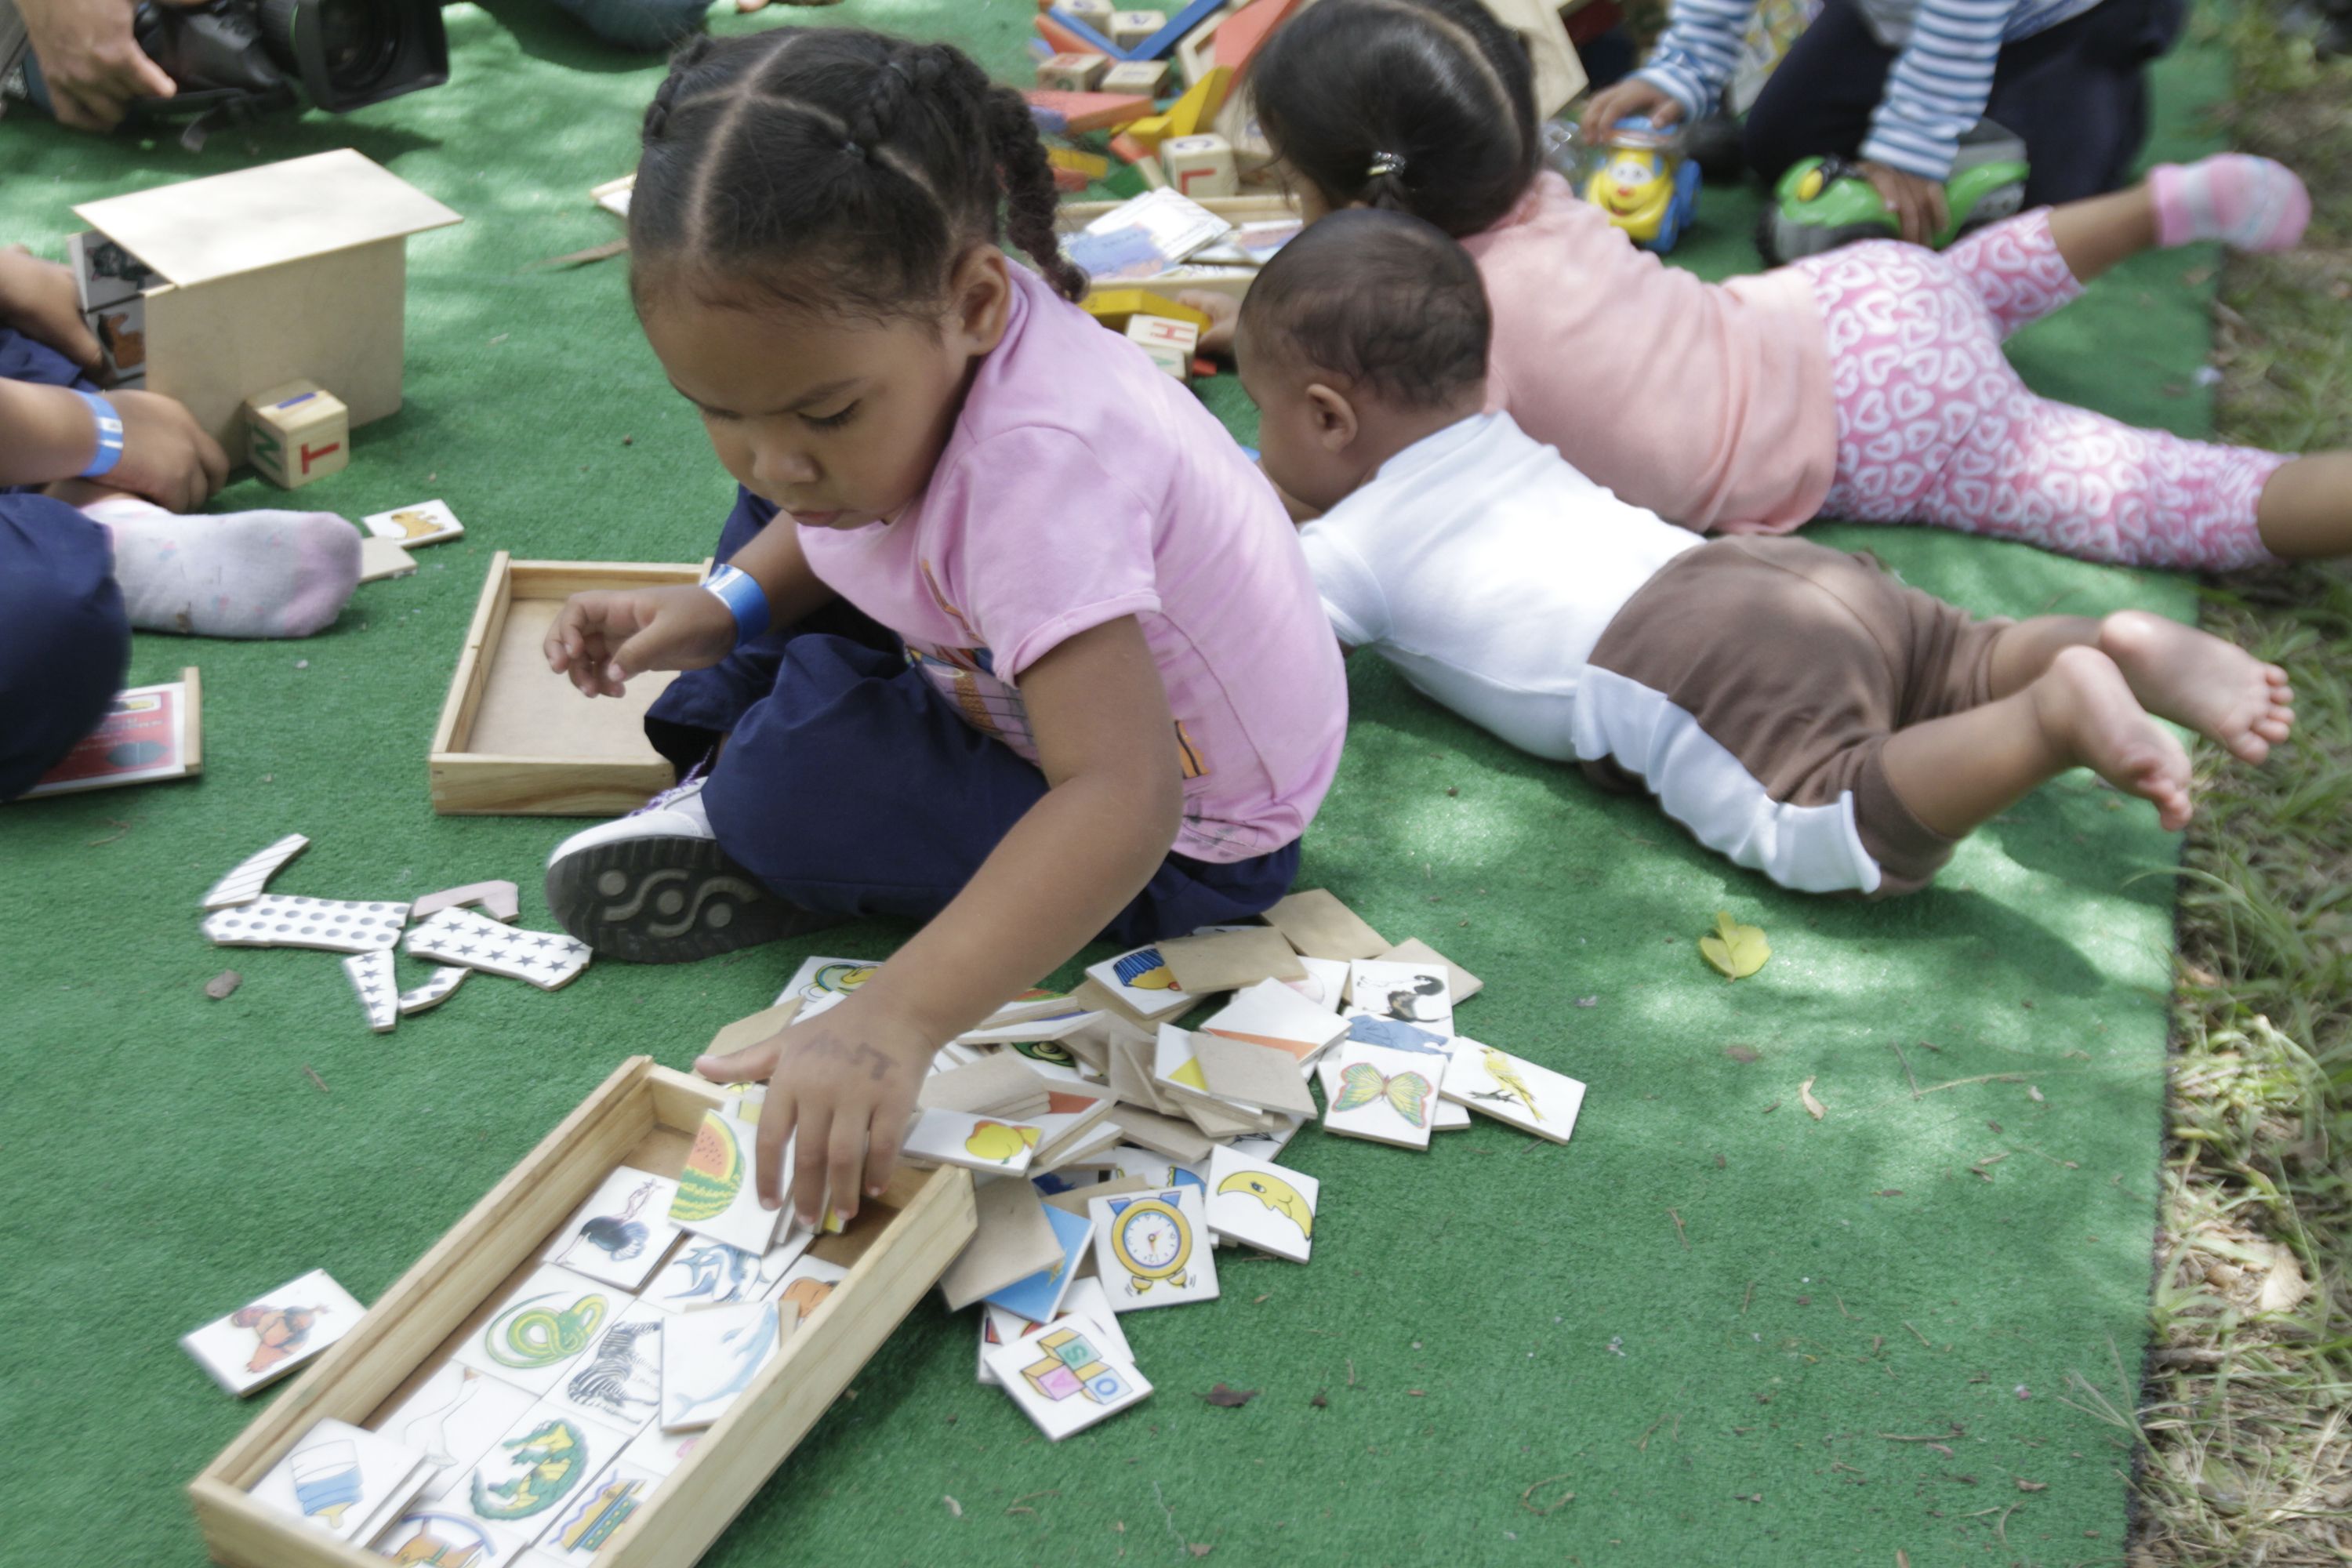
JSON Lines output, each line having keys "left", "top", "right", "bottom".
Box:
{"left": 626, "top": 29, "right": 1081, "bottom": 529}
{"left": 1249, "top": 0, "right": 1541, "bottom": 238}
{"left": 1237, "top": 209, "right": 1491, "bottom": 513}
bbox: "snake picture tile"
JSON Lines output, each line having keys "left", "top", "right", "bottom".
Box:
{"left": 450, "top": 1265, "right": 619, "bottom": 1399}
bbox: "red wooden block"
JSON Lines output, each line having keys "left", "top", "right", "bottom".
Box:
{"left": 1109, "top": 131, "right": 1152, "bottom": 164}
{"left": 1213, "top": 0, "right": 1301, "bottom": 71}
{"left": 1034, "top": 13, "right": 1102, "bottom": 55}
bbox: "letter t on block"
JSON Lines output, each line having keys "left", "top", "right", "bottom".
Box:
{"left": 241, "top": 379, "right": 351, "bottom": 488}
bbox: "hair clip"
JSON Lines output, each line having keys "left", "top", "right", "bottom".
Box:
{"left": 841, "top": 138, "right": 866, "bottom": 158}
{"left": 1367, "top": 151, "right": 1407, "bottom": 177}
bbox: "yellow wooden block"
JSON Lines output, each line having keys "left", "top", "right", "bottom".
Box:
{"left": 1081, "top": 288, "right": 1214, "bottom": 332}
{"left": 241, "top": 379, "right": 348, "bottom": 489}
{"left": 1120, "top": 65, "right": 1230, "bottom": 150}
{"left": 1048, "top": 146, "right": 1112, "bottom": 180}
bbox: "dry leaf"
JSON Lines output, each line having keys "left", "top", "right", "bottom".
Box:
{"left": 204, "top": 970, "right": 242, "bottom": 1000}
{"left": 1800, "top": 1077, "right": 1825, "bottom": 1120}
{"left": 1725, "top": 1044, "right": 1760, "bottom": 1063}
{"left": 1200, "top": 1384, "right": 1259, "bottom": 1407}
{"left": 1700, "top": 911, "right": 1771, "bottom": 979}
{"left": 2016, "top": 1479, "right": 2047, "bottom": 1492}
{"left": 1308, "top": 1389, "right": 1330, "bottom": 1408}
{"left": 1189, "top": 1547, "right": 1214, "bottom": 1559}
{"left": 2257, "top": 1245, "right": 2310, "bottom": 1313}
{"left": 942, "top": 1496, "right": 963, "bottom": 1518}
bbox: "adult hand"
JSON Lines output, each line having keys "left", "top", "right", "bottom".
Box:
{"left": 1580, "top": 78, "right": 1683, "bottom": 142}
{"left": 543, "top": 584, "right": 736, "bottom": 698}
{"left": 0, "top": 247, "right": 104, "bottom": 374}
{"left": 1856, "top": 160, "right": 1950, "bottom": 246}
{"left": 110, "top": 388, "right": 230, "bottom": 511}
{"left": 695, "top": 1000, "right": 933, "bottom": 1228}
{"left": 16, "top": 0, "right": 180, "bottom": 132}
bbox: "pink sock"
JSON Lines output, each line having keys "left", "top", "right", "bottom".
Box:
{"left": 2148, "top": 154, "right": 2310, "bottom": 252}
{"left": 82, "top": 496, "right": 361, "bottom": 639}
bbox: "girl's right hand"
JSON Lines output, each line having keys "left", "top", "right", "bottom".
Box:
{"left": 1580, "top": 79, "right": 1683, "bottom": 142}
{"left": 111, "top": 389, "right": 230, "bottom": 512}
{"left": 544, "top": 585, "right": 736, "bottom": 697}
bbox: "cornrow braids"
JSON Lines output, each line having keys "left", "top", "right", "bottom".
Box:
{"left": 630, "top": 27, "right": 1084, "bottom": 324}
{"left": 1248, "top": 0, "right": 1540, "bottom": 239}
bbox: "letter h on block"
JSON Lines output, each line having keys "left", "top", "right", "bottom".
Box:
{"left": 1124, "top": 314, "right": 1200, "bottom": 383}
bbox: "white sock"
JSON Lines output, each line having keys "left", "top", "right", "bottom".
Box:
{"left": 82, "top": 497, "right": 361, "bottom": 639}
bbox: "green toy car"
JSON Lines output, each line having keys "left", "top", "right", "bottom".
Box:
{"left": 1756, "top": 120, "right": 2030, "bottom": 264}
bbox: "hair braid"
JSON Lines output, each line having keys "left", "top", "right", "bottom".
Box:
{"left": 642, "top": 34, "right": 717, "bottom": 141}
{"left": 967, "top": 61, "right": 1087, "bottom": 300}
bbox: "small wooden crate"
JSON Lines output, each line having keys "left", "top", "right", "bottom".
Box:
{"left": 187, "top": 1058, "right": 978, "bottom": 1568}
{"left": 429, "top": 554, "right": 710, "bottom": 817}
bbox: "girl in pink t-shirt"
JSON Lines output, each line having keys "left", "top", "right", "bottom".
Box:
{"left": 1229, "top": 0, "right": 2349, "bottom": 571}
{"left": 536, "top": 27, "right": 1346, "bottom": 1225}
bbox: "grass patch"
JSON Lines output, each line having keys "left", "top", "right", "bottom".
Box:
{"left": 2138, "top": 4, "right": 2352, "bottom": 1561}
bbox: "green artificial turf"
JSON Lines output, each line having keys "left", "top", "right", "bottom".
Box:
{"left": 0, "top": 7, "right": 2234, "bottom": 1563}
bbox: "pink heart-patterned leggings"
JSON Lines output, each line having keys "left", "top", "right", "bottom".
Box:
{"left": 1774, "top": 211, "right": 2290, "bottom": 571}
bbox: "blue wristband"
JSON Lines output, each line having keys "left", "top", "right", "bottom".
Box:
{"left": 77, "top": 390, "right": 125, "bottom": 480}
{"left": 702, "top": 564, "right": 771, "bottom": 647}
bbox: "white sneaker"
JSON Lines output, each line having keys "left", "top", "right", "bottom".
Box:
{"left": 543, "top": 774, "right": 835, "bottom": 963}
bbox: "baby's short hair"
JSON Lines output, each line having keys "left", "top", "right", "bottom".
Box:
{"left": 1240, "top": 209, "right": 1490, "bottom": 409}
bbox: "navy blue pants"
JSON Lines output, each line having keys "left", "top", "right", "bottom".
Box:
{"left": 2, "top": 328, "right": 130, "bottom": 801}
{"left": 644, "top": 488, "right": 1301, "bottom": 946}
{"left": 1741, "top": 0, "right": 2186, "bottom": 209}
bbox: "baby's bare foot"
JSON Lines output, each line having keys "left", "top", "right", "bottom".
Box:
{"left": 2034, "top": 645, "right": 2194, "bottom": 831}
{"left": 2098, "top": 609, "right": 2295, "bottom": 764}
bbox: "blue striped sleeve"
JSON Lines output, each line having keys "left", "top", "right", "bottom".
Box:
{"left": 1859, "top": 0, "right": 2012, "bottom": 180}
{"left": 1633, "top": 0, "right": 1759, "bottom": 117}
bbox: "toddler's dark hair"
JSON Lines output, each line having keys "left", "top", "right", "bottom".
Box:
{"left": 630, "top": 27, "right": 1086, "bottom": 320}
{"left": 1248, "top": 0, "right": 1539, "bottom": 238}
{"left": 1240, "top": 209, "right": 1490, "bottom": 409}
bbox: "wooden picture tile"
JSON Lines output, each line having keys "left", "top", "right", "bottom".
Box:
{"left": 404, "top": 907, "right": 590, "bottom": 991}
{"left": 1346, "top": 958, "right": 1454, "bottom": 1034}
{"left": 363, "top": 497, "right": 464, "bottom": 546}
{"left": 532, "top": 1457, "right": 660, "bottom": 1560}
{"left": 1379, "top": 936, "right": 1484, "bottom": 1001}
{"left": 183, "top": 1266, "right": 365, "bottom": 1396}
{"left": 1081, "top": 942, "right": 1197, "bottom": 1021}
{"left": 342, "top": 949, "right": 398, "bottom": 1033}
{"left": 249, "top": 1417, "right": 429, "bottom": 1543}
{"left": 902, "top": 1108, "right": 1045, "bottom": 1176}
{"left": 1440, "top": 1036, "right": 1586, "bottom": 1144}
{"left": 372, "top": 1361, "right": 539, "bottom": 1502}
{"left": 448, "top": 1265, "right": 620, "bottom": 1398}
{"left": 984, "top": 1319, "right": 1152, "bottom": 1440}
{"left": 539, "top": 1299, "right": 667, "bottom": 1434}
{"left": 1206, "top": 1145, "right": 1317, "bottom": 1263}
{"left": 202, "top": 894, "right": 409, "bottom": 954}
{"left": 456, "top": 1399, "right": 634, "bottom": 1537}
{"left": 1318, "top": 1042, "right": 1441, "bottom": 1151}
{"left": 665, "top": 1108, "right": 783, "bottom": 1256}
{"left": 983, "top": 1201, "right": 1093, "bottom": 1323}
{"left": 939, "top": 1174, "right": 1064, "bottom": 1310}
{"left": 201, "top": 832, "right": 308, "bottom": 909}
{"left": 1089, "top": 1186, "right": 1218, "bottom": 1310}
{"left": 1197, "top": 977, "right": 1348, "bottom": 1066}
{"left": 1156, "top": 925, "right": 1306, "bottom": 994}
{"left": 1192, "top": 1032, "right": 1318, "bottom": 1115}
{"left": 544, "top": 1166, "right": 683, "bottom": 1290}
{"left": 1261, "top": 887, "right": 1388, "bottom": 960}
{"left": 659, "top": 1301, "right": 783, "bottom": 1432}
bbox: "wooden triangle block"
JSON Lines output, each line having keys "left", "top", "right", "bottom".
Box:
{"left": 1214, "top": 0, "right": 1301, "bottom": 71}
{"left": 1026, "top": 89, "right": 1156, "bottom": 132}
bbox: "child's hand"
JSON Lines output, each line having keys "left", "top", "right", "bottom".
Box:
{"left": 544, "top": 584, "right": 735, "bottom": 697}
{"left": 1853, "top": 161, "right": 1949, "bottom": 246}
{"left": 1177, "top": 291, "right": 1238, "bottom": 357}
{"left": 695, "top": 1000, "right": 935, "bottom": 1228}
{"left": 0, "top": 246, "right": 104, "bottom": 375}
{"left": 111, "top": 388, "right": 230, "bottom": 510}
{"left": 1581, "top": 79, "right": 1683, "bottom": 142}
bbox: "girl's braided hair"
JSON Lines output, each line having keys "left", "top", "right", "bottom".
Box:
{"left": 632, "top": 27, "right": 1086, "bottom": 320}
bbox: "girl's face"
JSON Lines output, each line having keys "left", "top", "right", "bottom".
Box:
{"left": 641, "top": 249, "right": 1011, "bottom": 530}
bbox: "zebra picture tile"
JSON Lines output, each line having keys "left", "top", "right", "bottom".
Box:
{"left": 405, "top": 908, "right": 591, "bottom": 992}
{"left": 399, "top": 965, "right": 470, "bottom": 1016}
{"left": 201, "top": 833, "right": 310, "bottom": 909}
{"left": 540, "top": 1301, "right": 666, "bottom": 1434}
{"left": 202, "top": 895, "right": 411, "bottom": 954}
{"left": 342, "top": 949, "right": 398, "bottom": 1034}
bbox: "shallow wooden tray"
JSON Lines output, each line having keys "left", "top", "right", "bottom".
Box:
{"left": 187, "top": 1058, "right": 978, "bottom": 1568}
{"left": 429, "top": 554, "right": 704, "bottom": 816}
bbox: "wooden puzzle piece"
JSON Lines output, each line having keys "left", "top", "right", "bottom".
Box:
{"left": 1089, "top": 1186, "right": 1218, "bottom": 1310}
{"left": 358, "top": 535, "right": 415, "bottom": 583}
{"left": 366, "top": 1509, "right": 532, "bottom": 1566}
{"left": 1346, "top": 958, "right": 1455, "bottom": 1033}
{"left": 1193, "top": 1032, "right": 1318, "bottom": 1116}
{"left": 545, "top": 1167, "right": 684, "bottom": 1291}
{"left": 397, "top": 965, "right": 470, "bottom": 1015}
{"left": 181, "top": 1266, "right": 365, "bottom": 1396}
{"left": 370, "top": 1362, "right": 539, "bottom": 1503}
{"left": 617, "top": 1423, "right": 700, "bottom": 1479}
{"left": 341, "top": 949, "right": 398, "bottom": 1034}
{"left": 201, "top": 832, "right": 309, "bottom": 909}
{"left": 405, "top": 907, "right": 590, "bottom": 991}
{"left": 1081, "top": 941, "right": 1197, "bottom": 1021}
{"left": 203, "top": 894, "right": 410, "bottom": 954}
{"left": 449, "top": 1266, "right": 622, "bottom": 1399}
{"left": 539, "top": 1301, "right": 668, "bottom": 1436}
{"left": 1318, "top": 1042, "right": 1441, "bottom": 1151}
{"left": 410, "top": 880, "right": 521, "bottom": 923}
{"left": 919, "top": 1054, "right": 1052, "bottom": 1118}
{"left": 1440, "top": 1036, "right": 1587, "bottom": 1144}
{"left": 983, "top": 1318, "right": 1152, "bottom": 1441}
{"left": 659, "top": 1301, "right": 785, "bottom": 1432}
{"left": 1206, "top": 1145, "right": 1317, "bottom": 1263}
{"left": 1379, "top": 936, "right": 1483, "bottom": 1000}
{"left": 904, "top": 1108, "right": 1047, "bottom": 1176}
{"left": 941, "top": 1175, "right": 1065, "bottom": 1310}
{"left": 666, "top": 1108, "right": 785, "bottom": 1256}
{"left": 249, "top": 1417, "right": 428, "bottom": 1542}
{"left": 533, "top": 1457, "right": 661, "bottom": 1561}
{"left": 458, "top": 1399, "right": 634, "bottom": 1535}
{"left": 361, "top": 497, "right": 464, "bottom": 547}
{"left": 1261, "top": 887, "right": 1388, "bottom": 960}
{"left": 1199, "top": 976, "right": 1350, "bottom": 1064}
{"left": 982, "top": 1202, "right": 1094, "bottom": 1324}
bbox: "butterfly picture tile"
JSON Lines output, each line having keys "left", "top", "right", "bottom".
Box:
{"left": 1319, "top": 1041, "right": 1442, "bottom": 1150}
{"left": 342, "top": 949, "right": 398, "bottom": 1034}
{"left": 533, "top": 1458, "right": 661, "bottom": 1560}
{"left": 399, "top": 964, "right": 470, "bottom": 1015}
{"left": 903, "top": 1108, "right": 1044, "bottom": 1175}
{"left": 660, "top": 1300, "right": 783, "bottom": 1432}
{"left": 1206, "top": 1145, "right": 1318, "bottom": 1264}
{"left": 539, "top": 1300, "right": 666, "bottom": 1434}
{"left": 201, "top": 833, "right": 308, "bottom": 909}
{"left": 182, "top": 1266, "right": 364, "bottom": 1396}
{"left": 544, "top": 1167, "right": 683, "bottom": 1290}
{"left": 664, "top": 1108, "right": 783, "bottom": 1255}
{"left": 1440, "top": 1036, "right": 1587, "bottom": 1145}
{"left": 1089, "top": 1187, "right": 1218, "bottom": 1310}
{"left": 457, "top": 1400, "right": 633, "bottom": 1540}
{"left": 449, "top": 1265, "right": 619, "bottom": 1397}
{"left": 372, "top": 1361, "right": 539, "bottom": 1502}
{"left": 1345, "top": 960, "right": 1454, "bottom": 1034}
{"left": 1081, "top": 942, "right": 1196, "bottom": 1022}
{"left": 405, "top": 908, "right": 591, "bottom": 991}
{"left": 249, "top": 1417, "right": 429, "bottom": 1543}
{"left": 202, "top": 895, "right": 409, "bottom": 954}
{"left": 983, "top": 1319, "right": 1152, "bottom": 1440}
{"left": 363, "top": 497, "right": 465, "bottom": 546}
{"left": 984, "top": 1201, "right": 1092, "bottom": 1323}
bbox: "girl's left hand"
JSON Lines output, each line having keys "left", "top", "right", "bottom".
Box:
{"left": 695, "top": 1000, "right": 934, "bottom": 1228}
{"left": 0, "top": 246, "right": 104, "bottom": 376}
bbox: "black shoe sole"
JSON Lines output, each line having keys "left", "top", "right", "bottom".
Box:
{"left": 545, "top": 834, "right": 839, "bottom": 964}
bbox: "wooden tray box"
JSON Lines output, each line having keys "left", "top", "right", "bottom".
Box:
{"left": 187, "top": 1058, "right": 978, "bottom": 1568}
{"left": 430, "top": 555, "right": 706, "bottom": 817}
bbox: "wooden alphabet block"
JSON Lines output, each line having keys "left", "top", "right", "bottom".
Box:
{"left": 1063, "top": 0, "right": 1115, "bottom": 24}
{"left": 1160, "top": 133, "right": 1238, "bottom": 198}
{"left": 241, "top": 379, "right": 348, "bottom": 489}
{"left": 1125, "top": 314, "right": 1200, "bottom": 381}
{"left": 1036, "top": 50, "right": 1109, "bottom": 91}
{"left": 1110, "top": 9, "right": 1167, "bottom": 48}
{"left": 1104, "top": 58, "right": 1174, "bottom": 96}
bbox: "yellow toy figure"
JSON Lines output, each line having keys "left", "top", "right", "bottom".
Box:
{"left": 1578, "top": 116, "right": 1700, "bottom": 252}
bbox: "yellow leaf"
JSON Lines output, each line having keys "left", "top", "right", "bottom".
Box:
{"left": 1700, "top": 911, "right": 1771, "bottom": 980}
